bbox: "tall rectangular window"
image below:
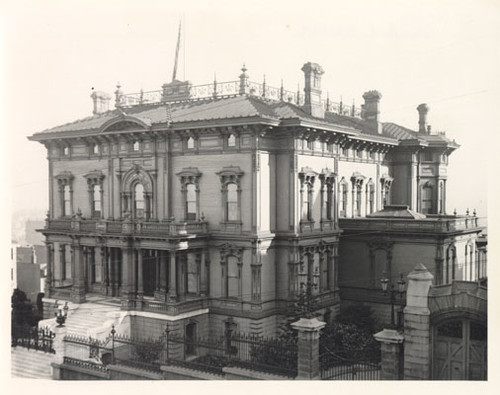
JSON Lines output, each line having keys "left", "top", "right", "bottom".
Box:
{"left": 63, "top": 185, "right": 71, "bottom": 216}
{"left": 339, "top": 182, "right": 348, "bottom": 217}
{"left": 302, "top": 189, "right": 310, "bottom": 220}
{"left": 186, "top": 184, "right": 197, "bottom": 220}
{"left": 227, "top": 257, "right": 239, "bottom": 298}
{"left": 92, "top": 185, "right": 101, "bottom": 218}
{"left": 227, "top": 184, "right": 238, "bottom": 221}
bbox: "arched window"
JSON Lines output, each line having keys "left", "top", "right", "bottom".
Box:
{"left": 227, "top": 134, "right": 236, "bottom": 147}
{"left": 134, "top": 183, "right": 145, "bottom": 219}
{"left": 227, "top": 256, "right": 240, "bottom": 298}
{"left": 186, "top": 184, "right": 197, "bottom": 220}
{"left": 63, "top": 185, "right": 71, "bottom": 216}
{"left": 93, "top": 143, "right": 99, "bottom": 154}
{"left": 93, "top": 185, "right": 101, "bottom": 217}
{"left": 132, "top": 141, "right": 140, "bottom": 151}
{"left": 63, "top": 146, "right": 69, "bottom": 156}
{"left": 187, "top": 137, "right": 194, "bottom": 149}
{"left": 227, "top": 183, "right": 238, "bottom": 221}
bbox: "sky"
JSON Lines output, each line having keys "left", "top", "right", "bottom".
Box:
{"left": 2, "top": 0, "right": 499, "bottom": 220}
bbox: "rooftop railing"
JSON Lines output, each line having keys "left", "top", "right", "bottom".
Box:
{"left": 117, "top": 80, "right": 363, "bottom": 118}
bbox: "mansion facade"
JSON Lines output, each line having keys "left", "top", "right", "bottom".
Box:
{"left": 29, "top": 62, "right": 485, "bottom": 338}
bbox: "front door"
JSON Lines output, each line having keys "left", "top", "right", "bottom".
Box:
{"left": 433, "top": 319, "right": 487, "bottom": 380}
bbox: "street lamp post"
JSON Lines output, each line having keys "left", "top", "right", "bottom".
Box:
{"left": 380, "top": 273, "right": 406, "bottom": 328}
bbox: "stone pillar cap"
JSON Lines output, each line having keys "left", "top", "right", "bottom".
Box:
{"left": 291, "top": 317, "right": 326, "bottom": 331}
{"left": 408, "top": 263, "right": 434, "bottom": 281}
{"left": 374, "top": 328, "right": 405, "bottom": 344}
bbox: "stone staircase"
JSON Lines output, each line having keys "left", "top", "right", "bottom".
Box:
{"left": 64, "top": 302, "right": 122, "bottom": 337}
{"left": 11, "top": 347, "right": 56, "bottom": 379}
{"left": 12, "top": 297, "right": 126, "bottom": 379}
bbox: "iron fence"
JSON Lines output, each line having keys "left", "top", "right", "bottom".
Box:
{"left": 320, "top": 344, "right": 380, "bottom": 380}
{"left": 62, "top": 326, "right": 297, "bottom": 378}
{"left": 11, "top": 325, "right": 56, "bottom": 353}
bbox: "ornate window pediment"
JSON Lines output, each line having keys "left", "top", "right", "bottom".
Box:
{"left": 216, "top": 166, "right": 244, "bottom": 186}
{"left": 351, "top": 172, "right": 366, "bottom": 189}
{"left": 380, "top": 174, "right": 393, "bottom": 189}
{"left": 176, "top": 167, "right": 202, "bottom": 187}
{"left": 55, "top": 171, "right": 74, "bottom": 186}
{"left": 319, "top": 168, "right": 336, "bottom": 186}
{"left": 299, "top": 167, "right": 318, "bottom": 187}
{"left": 84, "top": 170, "right": 105, "bottom": 186}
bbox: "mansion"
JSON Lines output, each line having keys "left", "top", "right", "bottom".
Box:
{"left": 29, "top": 62, "right": 486, "bottom": 341}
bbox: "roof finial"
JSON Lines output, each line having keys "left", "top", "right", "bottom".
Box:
{"left": 171, "top": 20, "right": 182, "bottom": 82}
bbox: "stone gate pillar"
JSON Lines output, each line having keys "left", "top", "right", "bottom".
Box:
{"left": 291, "top": 317, "right": 326, "bottom": 380}
{"left": 403, "top": 263, "right": 433, "bottom": 380}
{"left": 374, "top": 328, "right": 404, "bottom": 380}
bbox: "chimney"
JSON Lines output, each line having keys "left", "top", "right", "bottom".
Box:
{"left": 301, "top": 62, "right": 325, "bottom": 118}
{"left": 417, "top": 103, "right": 429, "bottom": 134}
{"left": 361, "top": 90, "right": 382, "bottom": 134}
{"left": 90, "top": 91, "right": 111, "bottom": 115}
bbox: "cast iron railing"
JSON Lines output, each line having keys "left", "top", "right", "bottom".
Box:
{"left": 11, "top": 325, "right": 56, "bottom": 353}
{"left": 319, "top": 343, "right": 380, "bottom": 380}
{"left": 62, "top": 326, "right": 298, "bottom": 378}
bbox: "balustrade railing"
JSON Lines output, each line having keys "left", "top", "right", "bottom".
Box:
{"left": 47, "top": 218, "right": 208, "bottom": 237}
{"left": 340, "top": 215, "right": 485, "bottom": 233}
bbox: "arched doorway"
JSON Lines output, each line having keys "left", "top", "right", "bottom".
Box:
{"left": 433, "top": 318, "right": 487, "bottom": 380}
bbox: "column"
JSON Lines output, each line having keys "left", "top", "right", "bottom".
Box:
{"left": 168, "top": 250, "right": 177, "bottom": 301}
{"left": 137, "top": 248, "right": 144, "bottom": 299}
{"left": 155, "top": 250, "right": 161, "bottom": 293}
{"left": 83, "top": 247, "right": 89, "bottom": 292}
{"left": 45, "top": 242, "right": 53, "bottom": 296}
{"left": 159, "top": 250, "right": 168, "bottom": 301}
{"left": 195, "top": 252, "right": 202, "bottom": 296}
{"left": 108, "top": 247, "right": 114, "bottom": 295}
{"left": 71, "top": 239, "right": 86, "bottom": 303}
{"left": 101, "top": 246, "right": 109, "bottom": 295}
{"left": 374, "top": 329, "right": 405, "bottom": 380}
{"left": 120, "top": 243, "right": 135, "bottom": 309}
{"left": 291, "top": 317, "right": 326, "bottom": 379}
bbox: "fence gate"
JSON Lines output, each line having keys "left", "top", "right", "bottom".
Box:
{"left": 319, "top": 343, "right": 381, "bottom": 380}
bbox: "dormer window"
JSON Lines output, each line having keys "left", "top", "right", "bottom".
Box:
{"left": 227, "top": 134, "right": 236, "bottom": 147}
{"left": 133, "top": 141, "right": 140, "bottom": 151}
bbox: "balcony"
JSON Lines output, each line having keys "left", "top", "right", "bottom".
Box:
{"left": 339, "top": 214, "right": 485, "bottom": 234}
{"left": 45, "top": 217, "right": 208, "bottom": 238}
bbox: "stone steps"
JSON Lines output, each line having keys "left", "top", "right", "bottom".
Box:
{"left": 11, "top": 347, "right": 55, "bottom": 379}
{"left": 64, "top": 303, "right": 121, "bottom": 337}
